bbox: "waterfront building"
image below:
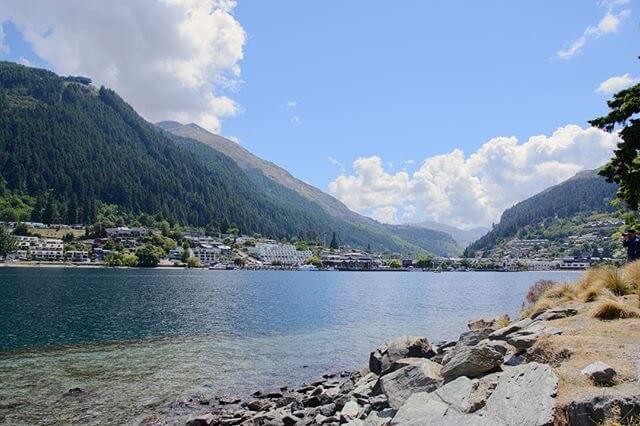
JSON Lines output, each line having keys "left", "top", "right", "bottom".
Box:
{"left": 249, "top": 243, "right": 312, "bottom": 266}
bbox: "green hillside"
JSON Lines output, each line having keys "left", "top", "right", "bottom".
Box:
{"left": 0, "top": 61, "right": 459, "bottom": 255}
{"left": 464, "top": 169, "right": 618, "bottom": 256}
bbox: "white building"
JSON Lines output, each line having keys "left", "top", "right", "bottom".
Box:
{"left": 249, "top": 243, "right": 312, "bottom": 266}
{"left": 65, "top": 250, "right": 90, "bottom": 262}
{"left": 105, "top": 227, "right": 148, "bottom": 239}
{"left": 29, "top": 238, "right": 64, "bottom": 261}
{"left": 192, "top": 245, "right": 222, "bottom": 265}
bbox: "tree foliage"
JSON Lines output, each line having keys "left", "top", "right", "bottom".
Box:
{"left": 590, "top": 82, "right": 640, "bottom": 209}
{"left": 136, "top": 244, "right": 164, "bottom": 267}
{"left": 0, "top": 226, "right": 16, "bottom": 257}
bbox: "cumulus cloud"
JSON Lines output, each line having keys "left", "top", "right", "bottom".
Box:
{"left": 0, "top": 24, "right": 8, "bottom": 54}
{"left": 597, "top": 73, "right": 639, "bottom": 93}
{"left": 328, "top": 125, "right": 619, "bottom": 229}
{"left": 0, "top": 0, "right": 246, "bottom": 133}
{"left": 557, "top": 6, "right": 630, "bottom": 59}
{"left": 285, "top": 100, "right": 298, "bottom": 108}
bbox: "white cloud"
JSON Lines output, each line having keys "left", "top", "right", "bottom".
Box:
{"left": 0, "top": 0, "right": 246, "bottom": 133}
{"left": 0, "top": 24, "right": 8, "bottom": 54}
{"left": 227, "top": 135, "right": 241, "bottom": 144}
{"left": 557, "top": 6, "right": 630, "bottom": 59}
{"left": 371, "top": 206, "right": 398, "bottom": 224}
{"left": 328, "top": 156, "right": 346, "bottom": 173}
{"left": 597, "top": 73, "right": 639, "bottom": 93}
{"left": 291, "top": 115, "right": 301, "bottom": 124}
{"left": 285, "top": 100, "right": 298, "bottom": 108}
{"left": 328, "top": 125, "right": 619, "bottom": 228}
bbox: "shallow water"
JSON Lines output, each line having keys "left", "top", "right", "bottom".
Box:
{"left": 0, "top": 268, "right": 580, "bottom": 424}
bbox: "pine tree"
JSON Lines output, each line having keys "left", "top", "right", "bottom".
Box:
{"left": 330, "top": 231, "right": 339, "bottom": 250}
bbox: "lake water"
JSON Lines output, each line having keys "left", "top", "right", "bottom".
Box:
{"left": 0, "top": 268, "right": 581, "bottom": 424}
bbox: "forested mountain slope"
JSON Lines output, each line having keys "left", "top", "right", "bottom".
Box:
{"left": 464, "top": 169, "right": 617, "bottom": 256}
{"left": 0, "top": 61, "right": 459, "bottom": 255}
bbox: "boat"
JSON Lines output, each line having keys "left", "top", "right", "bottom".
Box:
{"left": 209, "top": 263, "right": 226, "bottom": 270}
{"left": 297, "top": 264, "right": 318, "bottom": 271}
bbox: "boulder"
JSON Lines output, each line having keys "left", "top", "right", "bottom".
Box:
{"left": 351, "top": 372, "right": 378, "bottom": 398}
{"left": 186, "top": 413, "right": 217, "bottom": 426}
{"left": 477, "top": 339, "right": 514, "bottom": 357}
{"left": 489, "top": 318, "right": 535, "bottom": 340}
{"left": 482, "top": 362, "right": 558, "bottom": 426}
{"left": 467, "top": 315, "right": 510, "bottom": 331}
{"left": 581, "top": 362, "right": 616, "bottom": 386}
{"left": 441, "top": 344, "right": 503, "bottom": 381}
{"left": 391, "top": 392, "right": 493, "bottom": 426}
{"left": 369, "top": 336, "right": 434, "bottom": 375}
{"left": 563, "top": 394, "right": 640, "bottom": 426}
{"left": 379, "top": 360, "right": 442, "bottom": 409}
{"left": 363, "top": 409, "right": 394, "bottom": 425}
{"left": 532, "top": 307, "right": 577, "bottom": 321}
{"left": 506, "top": 323, "right": 562, "bottom": 350}
{"left": 457, "top": 329, "right": 493, "bottom": 347}
{"left": 341, "top": 400, "right": 361, "bottom": 422}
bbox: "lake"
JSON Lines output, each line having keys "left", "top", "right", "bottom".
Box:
{"left": 0, "top": 268, "right": 581, "bottom": 424}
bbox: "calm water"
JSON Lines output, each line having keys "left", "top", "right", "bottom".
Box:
{"left": 0, "top": 268, "right": 581, "bottom": 424}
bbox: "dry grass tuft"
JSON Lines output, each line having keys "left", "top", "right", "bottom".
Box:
{"left": 545, "top": 283, "right": 578, "bottom": 300}
{"left": 523, "top": 298, "right": 557, "bottom": 319}
{"left": 592, "top": 299, "right": 640, "bottom": 321}
{"left": 597, "top": 266, "right": 633, "bottom": 296}
{"left": 494, "top": 315, "right": 510, "bottom": 329}
{"left": 622, "top": 260, "right": 640, "bottom": 290}
{"left": 526, "top": 280, "right": 559, "bottom": 304}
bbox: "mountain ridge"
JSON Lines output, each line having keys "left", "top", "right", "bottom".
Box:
{"left": 464, "top": 168, "right": 617, "bottom": 256}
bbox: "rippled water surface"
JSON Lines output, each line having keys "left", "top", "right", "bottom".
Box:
{"left": 0, "top": 268, "right": 581, "bottom": 424}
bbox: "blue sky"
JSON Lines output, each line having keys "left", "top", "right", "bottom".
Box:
{"left": 0, "top": 1, "right": 636, "bottom": 227}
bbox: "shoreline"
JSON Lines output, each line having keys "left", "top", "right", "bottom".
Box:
{"left": 168, "top": 289, "right": 640, "bottom": 425}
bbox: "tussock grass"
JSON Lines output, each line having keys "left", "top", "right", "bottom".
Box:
{"left": 494, "top": 315, "right": 510, "bottom": 329}
{"left": 622, "top": 260, "right": 640, "bottom": 289}
{"left": 592, "top": 300, "right": 640, "bottom": 321}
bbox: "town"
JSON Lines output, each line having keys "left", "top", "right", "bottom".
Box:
{"left": 0, "top": 217, "right": 626, "bottom": 271}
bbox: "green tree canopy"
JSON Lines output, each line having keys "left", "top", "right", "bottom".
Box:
{"left": 0, "top": 226, "right": 16, "bottom": 257}
{"left": 590, "top": 82, "right": 640, "bottom": 209}
{"left": 136, "top": 244, "right": 163, "bottom": 267}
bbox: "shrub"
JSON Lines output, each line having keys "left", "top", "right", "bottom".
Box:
{"left": 186, "top": 256, "right": 201, "bottom": 268}
{"left": 592, "top": 300, "right": 639, "bottom": 320}
{"left": 526, "top": 280, "right": 558, "bottom": 304}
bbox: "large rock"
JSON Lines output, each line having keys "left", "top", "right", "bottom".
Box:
{"left": 505, "top": 323, "right": 562, "bottom": 350}
{"left": 441, "top": 344, "right": 503, "bottom": 381}
{"left": 379, "top": 360, "right": 442, "bottom": 409}
{"left": 563, "top": 394, "right": 640, "bottom": 426}
{"left": 391, "top": 392, "right": 493, "bottom": 426}
{"left": 369, "top": 336, "right": 435, "bottom": 375}
{"left": 457, "top": 329, "right": 493, "bottom": 347}
{"left": 581, "top": 362, "right": 616, "bottom": 386}
{"left": 482, "top": 362, "right": 558, "bottom": 426}
{"left": 467, "top": 315, "right": 510, "bottom": 331}
{"left": 489, "top": 318, "right": 535, "bottom": 340}
{"left": 532, "top": 307, "right": 577, "bottom": 321}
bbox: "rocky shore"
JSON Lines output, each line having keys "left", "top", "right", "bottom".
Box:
{"left": 170, "top": 300, "right": 640, "bottom": 426}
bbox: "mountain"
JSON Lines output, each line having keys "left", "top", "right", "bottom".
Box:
{"left": 0, "top": 61, "right": 460, "bottom": 255}
{"left": 157, "top": 121, "right": 367, "bottom": 222}
{"left": 464, "top": 169, "right": 618, "bottom": 256}
{"left": 157, "top": 120, "right": 463, "bottom": 256}
{"left": 407, "top": 221, "right": 489, "bottom": 248}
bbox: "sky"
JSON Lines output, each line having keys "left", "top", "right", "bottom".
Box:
{"left": 0, "top": 0, "right": 637, "bottom": 229}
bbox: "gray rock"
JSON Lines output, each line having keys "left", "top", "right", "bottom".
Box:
{"left": 342, "top": 400, "right": 360, "bottom": 418}
{"left": 389, "top": 357, "right": 438, "bottom": 373}
{"left": 391, "top": 392, "right": 493, "bottom": 425}
{"left": 318, "top": 402, "right": 337, "bottom": 416}
{"left": 441, "top": 344, "right": 503, "bottom": 380}
{"left": 563, "top": 394, "right": 640, "bottom": 426}
{"left": 379, "top": 360, "right": 442, "bottom": 409}
{"left": 467, "top": 315, "right": 509, "bottom": 331}
{"left": 351, "top": 372, "right": 378, "bottom": 398}
{"left": 483, "top": 362, "right": 558, "bottom": 426}
{"left": 432, "top": 376, "right": 475, "bottom": 413}
{"left": 186, "top": 413, "right": 217, "bottom": 426}
{"left": 362, "top": 409, "right": 394, "bottom": 425}
{"left": 369, "top": 336, "right": 434, "bottom": 375}
{"left": 489, "top": 318, "right": 535, "bottom": 340}
{"left": 477, "top": 339, "right": 514, "bottom": 356}
{"left": 457, "top": 328, "right": 493, "bottom": 347}
{"left": 506, "top": 323, "right": 562, "bottom": 350}
{"left": 581, "top": 362, "right": 616, "bottom": 386}
{"left": 532, "top": 307, "right": 577, "bottom": 321}
{"left": 368, "top": 394, "right": 389, "bottom": 410}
